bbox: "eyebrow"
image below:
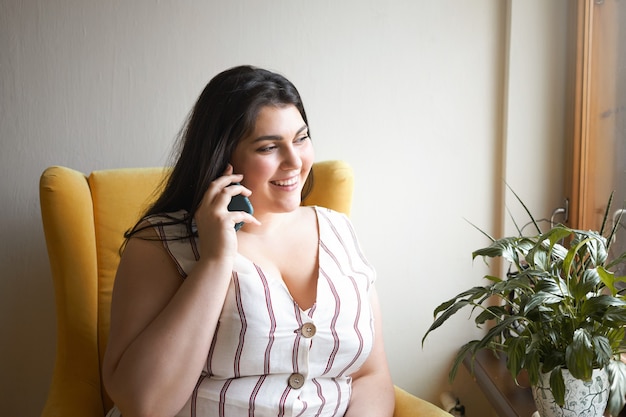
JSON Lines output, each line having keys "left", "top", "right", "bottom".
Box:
{"left": 252, "top": 125, "right": 308, "bottom": 143}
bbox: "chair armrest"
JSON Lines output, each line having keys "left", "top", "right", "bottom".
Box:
{"left": 393, "top": 386, "right": 452, "bottom": 417}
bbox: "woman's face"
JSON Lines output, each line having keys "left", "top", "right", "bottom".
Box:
{"left": 230, "top": 104, "right": 314, "bottom": 216}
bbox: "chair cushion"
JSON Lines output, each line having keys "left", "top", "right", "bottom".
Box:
{"left": 88, "top": 167, "right": 167, "bottom": 410}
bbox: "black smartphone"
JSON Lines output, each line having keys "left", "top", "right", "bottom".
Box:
{"left": 227, "top": 183, "right": 253, "bottom": 231}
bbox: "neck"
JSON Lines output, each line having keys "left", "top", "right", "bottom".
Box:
{"left": 240, "top": 209, "right": 300, "bottom": 236}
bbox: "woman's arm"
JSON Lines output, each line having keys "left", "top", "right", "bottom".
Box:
{"left": 102, "top": 232, "right": 234, "bottom": 417}
{"left": 345, "top": 287, "right": 395, "bottom": 417}
{"left": 102, "top": 169, "right": 258, "bottom": 417}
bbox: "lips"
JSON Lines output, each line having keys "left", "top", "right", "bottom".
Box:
{"left": 271, "top": 177, "right": 298, "bottom": 187}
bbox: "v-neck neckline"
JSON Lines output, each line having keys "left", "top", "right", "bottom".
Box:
{"left": 235, "top": 206, "right": 321, "bottom": 313}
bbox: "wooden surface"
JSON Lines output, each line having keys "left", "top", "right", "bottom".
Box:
{"left": 464, "top": 350, "right": 536, "bottom": 417}
{"left": 466, "top": 350, "right": 626, "bottom": 417}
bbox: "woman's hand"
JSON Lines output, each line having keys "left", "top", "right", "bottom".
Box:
{"left": 193, "top": 165, "right": 259, "bottom": 261}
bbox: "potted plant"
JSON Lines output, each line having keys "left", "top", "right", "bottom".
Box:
{"left": 422, "top": 191, "right": 626, "bottom": 417}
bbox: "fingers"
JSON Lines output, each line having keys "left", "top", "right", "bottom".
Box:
{"left": 206, "top": 181, "right": 249, "bottom": 211}
{"left": 195, "top": 167, "right": 258, "bottom": 230}
{"left": 230, "top": 211, "right": 261, "bottom": 230}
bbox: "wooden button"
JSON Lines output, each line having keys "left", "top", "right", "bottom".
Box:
{"left": 301, "top": 323, "right": 316, "bottom": 338}
{"left": 288, "top": 372, "right": 305, "bottom": 389}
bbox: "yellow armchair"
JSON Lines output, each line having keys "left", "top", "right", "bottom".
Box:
{"left": 39, "top": 160, "right": 450, "bottom": 417}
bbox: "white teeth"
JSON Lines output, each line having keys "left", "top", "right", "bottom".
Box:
{"left": 272, "top": 177, "right": 297, "bottom": 186}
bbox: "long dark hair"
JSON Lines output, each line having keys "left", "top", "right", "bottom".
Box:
{"left": 128, "top": 65, "right": 312, "bottom": 238}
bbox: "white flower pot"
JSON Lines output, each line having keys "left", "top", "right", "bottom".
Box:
{"left": 531, "top": 368, "right": 609, "bottom": 417}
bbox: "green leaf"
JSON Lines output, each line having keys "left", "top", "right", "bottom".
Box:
{"left": 475, "top": 315, "right": 526, "bottom": 352}
{"left": 542, "top": 349, "right": 566, "bottom": 371}
{"left": 526, "top": 351, "right": 541, "bottom": 386}
{"left": 566, "top": 328, "right": 594, "bottom": 380}
{"left": 475, "top": 305, "right": 508, "bottom": 325}
{"left": 505, "top": 336, "right": 528, "bottom": 377}
{"left": 449, "top": 340, "right": 481, "bottom": 383}
{"left": 506, "top": 184, "right": 542, "bottom": 234}
{"left": 581, "top": 295, "right": 626, "bottom": 319}
{"left": 586, "top": 237, "right": 601, "bottom": 266}
{"left": 607, "top": 327, "right": 626, "bottom": 350}
{"left": 571, "top": 268, "right": 601, "bottom": 300}
{"left": 591, "top": 335, "right": 613, "bottom": 368}
{"left": 598, "top": 266, "right": 618, "bottom": 295}
{"left": 602, "top": 306, "right": 626, "bottom": 327}
{"left": 422, "top": 300, "right": 470, "bottom": 346}
{"left": 463, "top": 218, "right": 495, "bottom": 242}
{"left": 497, "top": 276, "right": 534, "bottom": 293}
{"left": 549, "top": 367, "right": 566, "bottom": 406}
{"left": 472, "top": 237, "right": 519, "bottom": 263}
{"left": 523, "top": 292, "right": 562, "bottom": 314}
{"left": 544, "top": 226, "right": 573, "bottom": 248}
{"left": 483, "top": 275, "right": 503, "bottom": 283}
{"left": 432, "top": 286, "right": 490, "bottom": 317}
{"left": 529, "top": 245, "right": 550, "bottom": 270}
{"left": 550, "top": 242, "right": 568, "bottom": 261}
{"left": 563, "top": 237, "right": 592, "bottom": 281}
{"left": 607, "top": 359, "right": 626, "bottom": 417}
{"left": 534, "top": 278, "right": 566, "bottom": 296}
{"left": 599, "top": 191, "right": 614, "bottom": 236}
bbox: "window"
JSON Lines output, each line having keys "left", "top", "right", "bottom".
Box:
{"left": 568, "top": 0, "right": 626, "bottom": 273}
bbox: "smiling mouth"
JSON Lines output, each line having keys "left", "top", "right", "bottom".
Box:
{"left": 271, "top": 177, "right": 298, "bottom": 187}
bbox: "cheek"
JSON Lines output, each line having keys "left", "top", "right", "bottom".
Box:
{"left": 229, "top": 148, "right": 246, "bottom": 174}
{"left": 231, "top": 150, "right": 263, "bottom": 176}
{"left": 302, "top": 145, "right": 315, "bottom": 170}
{"left": 241, "top": 159, "right": 274, "bottom": 187}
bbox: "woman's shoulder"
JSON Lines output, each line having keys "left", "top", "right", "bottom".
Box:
{"left": 313, "top": 206, "right": 360, "bottom": 241}
{"left": 131, "top": 209, "right": 193, "bottom": 241}
{"left": 313, "top": 205, "right": 351, "bottom": 225}
{"left": 140, "top": 209, "right": 198, "bottom": 277}
{"left": 314, "top": 206, "right": 375, "bottom": 280}
{"left": 144, "top": 209, "right": 188, "bottom": 225}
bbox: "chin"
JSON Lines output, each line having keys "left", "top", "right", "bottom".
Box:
{"left": 281, "top": 203, "right": 302, "bottom": 213}
{"left": 276, "top": 198, "right": 303, "bottom": 213}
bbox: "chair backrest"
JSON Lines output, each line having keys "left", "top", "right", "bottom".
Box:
{"left": 39, "top": 160, "right": 354, "bottom": 417}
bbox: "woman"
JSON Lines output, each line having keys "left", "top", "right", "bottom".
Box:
{"left": 102, "top": 65, "right": 394, "bottom": 417}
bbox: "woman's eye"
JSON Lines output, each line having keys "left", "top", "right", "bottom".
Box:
{"left": 295, "top": 135, "right": 309, "bottom": 143}
{"left": 258, "top": 144, "right": 277, "bottom": 153}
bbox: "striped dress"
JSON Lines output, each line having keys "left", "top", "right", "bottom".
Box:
{"left": 107, "top": 206, "right": 376, "bottom": 417}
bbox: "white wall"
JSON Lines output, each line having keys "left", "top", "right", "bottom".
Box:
{"left": 503, "top": 1, "right": 570, "bottom": 236}
{"left": 0, "top": 1, "right": 569, "bottom": 416}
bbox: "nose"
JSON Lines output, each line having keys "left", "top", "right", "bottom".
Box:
{"left": 280, "top": 144, "right": 302, "bottom": 171}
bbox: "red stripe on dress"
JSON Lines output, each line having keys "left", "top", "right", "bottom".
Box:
{"left": 319, "top": 266, "right": 341, "bottom": 375}
{"left": 312, "top": 378, "right": 326, "bottom": 417}
{"left": 206, "top": 320, "right": 220, "bottom": 375}
{"left": 233, "top": 273, "right": 247, "bottom": 378}
{"left": 295, "top": 400, "right": 308, "bottom": 417}
{"left": 278, "top": 386, "right": 291, "bottom": 417}
{"left": 319, "top": 230, "right": 352, "bottom": 283}
{"left": 339, "top": 212, "right": 374, "bottom": 273}
{"left": 337, "top": 274, "right": 364, "bottom": 377}
{"left": 292, "top": 301, "right": 302, "bottom": 372}
{"left": 190, "top": 372, "right": 207, "bottom": 417}
{"left": 328, "top": 217, "right": 354, "bottom": 266}
{"left": 330, "top": 378, "right": 342, "bottom": 417}
{"left": 219, "top": 379, "right": 233, "bottom": 417}
{"left": 157, "top": 224, "right": 187, "bottom": 278}
{"left": 189, "top": 232, "right": 200, "bottom": 261}
{"left": 249, "top": 374, "right": 267, "bottom": 417}
{"left": 319, "top": 209, "right": 373, "bottom": 289}
{"left": 255, "top": 264, "right": 276, "bottom": 374}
